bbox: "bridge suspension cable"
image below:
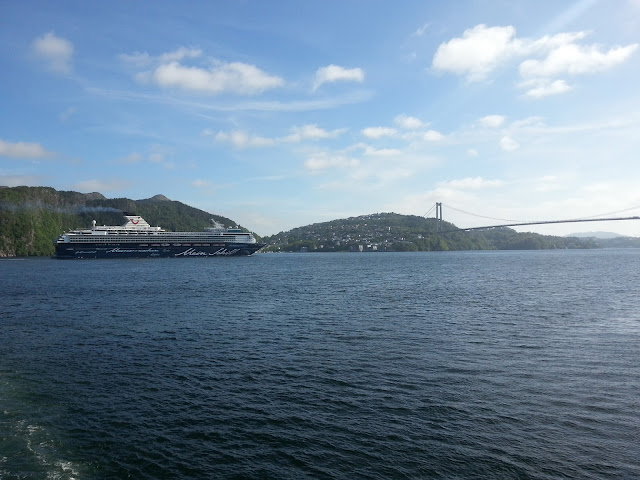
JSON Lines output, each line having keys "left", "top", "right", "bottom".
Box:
{"left": 426, "top": 202, "right": 640, "bottom": 233}
{"left": 441, "top": 204, "right": 521, "bottom": 223}
{"left": 423, "top": 204, "right": 436, "bottom": 218}
{"left": 441, "top": 202, "right": 640, "bottom": 225}
{"left": 576, "top": 204, "right": 640, "bottom": 219}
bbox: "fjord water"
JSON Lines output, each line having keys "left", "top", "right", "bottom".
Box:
{"left": 1, "top": 250, "right": 639, "bottom": 479}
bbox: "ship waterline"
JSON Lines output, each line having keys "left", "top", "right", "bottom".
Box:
{"left": 53, "top": 213, "right": 265, "bottom": 258}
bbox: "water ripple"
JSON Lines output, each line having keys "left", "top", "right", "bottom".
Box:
{"left": 1, "top": 251, "right": 639, "bottom": 479}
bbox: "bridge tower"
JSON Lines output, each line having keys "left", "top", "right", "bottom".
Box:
{"left": 435, "top": 202, "right": 443, "bottom": 233}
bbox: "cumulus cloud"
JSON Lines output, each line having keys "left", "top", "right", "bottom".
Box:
{"left": 124, "top": 48, "right": 283, "bottom": 95}
{"left": 361, "top": 146, "right": 402, "bottom": 157}
{"left": 432, "top": 25, "right": 520, "bottom": 82}
{"left": 500, "top": 136, "right": 520, "bottom": 151}
{"left": 120, "top": 47, "right": 203, "bottom": 68}
{"left": 395, "top": 114, "right": 428, "bottom": 129}
{"left": 479, "top": 115, "right": 506, "bottom": 128}
{"left": 283, "top": 124, "right": 345, "bottom": 142}
{"left": 160, "top": 47, "right": 202, "bottom": 63}
{"left": 210, "top": 124, "right": 344, "bottom": 149}
{"left": 213, "top": 130, "right": 275, "bottom": 148}
{"left": 0, "top": 139, "right": 54, "bottom": 159}
{"left": 361, "top": 127, "right": 397, "bottom": 139}
{"left": 32, "top": 32, "right": 73, "bottom": 74}
{"left": 138, "top": 61, "right": 284, "bottom": 95}
{"left": 519, "top": 79, "right": 572, "bottom": 98}
{"left": 432, "top": 24, "right": 638, "bottom": 97}
{"left": 519, "top": 43, "right": 638, "bottom": 77}
{"left": 304, "top": 153, "right": 359, "bottom": 172}
{"left": 313, "top": 64, "right": 365, "bottom": 90}
{"left": 423, "top": 130, "right": 444, "bottom": 141}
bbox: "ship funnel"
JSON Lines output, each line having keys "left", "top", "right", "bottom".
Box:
{"left": 92, "top": 220, "right": 97, "bottom": 228}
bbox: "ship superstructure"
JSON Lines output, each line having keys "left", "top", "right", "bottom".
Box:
{"left": 54, "top": 213, "right": 265, "bottom": 258}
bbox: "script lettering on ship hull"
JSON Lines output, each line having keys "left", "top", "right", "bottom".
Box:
{"left": 107, "top": 248, "right": 160, "bottom": 254}
{"left": 175, "top": 247, "right": 240, "bottom": 257}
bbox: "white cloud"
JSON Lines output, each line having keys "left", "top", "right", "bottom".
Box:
{"left": 361, "top": 146, "right": 402, "bottom": 157}
{"left": 467, "top": 148, "right": 479, "bottom": 157}
{"left": 284, "top": 124, "right": 345, "bottom": 142}
{"left": 213, "top": 130, "right": 275, "bottom": 148}
{"left": 395, "top": 114, "right": 427, "bottom": 129}
{"left": 32, "top": 32, "right": 73, "bottom": 74}
{"left": 137, "top": 60, "right": 284, "bottom": 95}
{"left": 500, "top": 135, "right": 520, "bottom": 151}
{"left": 439, "top": 177, "right": 504, "bottom": 189}
{"left": 119, "top": 51, "right": 152, "bottom": 67}
{"left": 479, "top": 114, "right": 506, "bottom": 128}
{"left": 210, "top": 124, "right": 344, "bottom": 148}
{"left": 120, "top": 48, "right": 202, "bottom": 66}
{"left": 192, "top": 179, "right": 212, "bottom": 188}
{"left": 520, "top": 79, "right": 572, "bottom": 98}
{"left": 160, "top": 47, "right": 202, "bottom": 63}
{"left": 413, "top": 23, "right": 430, "bottom": 37}
{"left": 432, "top": 25, "right": 520, "bottom": 82}
{"left": 129, "top": 47, "right": 284, "bottom": 95}
{"left": 361, "top": 127, "right": 397, "bottom": 139}
{"left": 0, "top": 139, "right": 54, "bottom": 159}
{"left": 432, "top": 24, "right": 638, "bottom": 98}
{"left": 424, "top": 130, "right": 444, "bottom": 141}
{"left": 304, "top": 153, "right": 359, "bottom": 172}
{"left": 313, "top": 64, "right": 365, "bottom": 90}
{"left": 519, "top": 43, "right": 638, "bottom": 78}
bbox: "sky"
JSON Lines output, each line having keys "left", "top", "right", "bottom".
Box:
{"left": 2, "top": 0, "right": 640, "bottom": 237}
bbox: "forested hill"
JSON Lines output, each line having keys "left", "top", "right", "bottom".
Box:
{"left": 262, "top": 212, "right": 599, "bottom": 252}
{"left": 0, "top": 186, "right": 246, "bottom": 257}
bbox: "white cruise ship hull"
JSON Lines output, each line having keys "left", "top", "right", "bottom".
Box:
{"left": 54, "top": 242, "right": 265, "bottom": 259}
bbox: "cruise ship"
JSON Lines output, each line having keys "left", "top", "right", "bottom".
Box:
{"left": 53, "top": 213, "right": 266, "bottom": 258}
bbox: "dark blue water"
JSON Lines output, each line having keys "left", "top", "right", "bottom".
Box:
{"left": 1, "top": 250, "right": 639, "bottom": 479}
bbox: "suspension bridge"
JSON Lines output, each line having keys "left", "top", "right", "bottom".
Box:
{"left": 425, "top": 202, "right": 640, "bottom": 234}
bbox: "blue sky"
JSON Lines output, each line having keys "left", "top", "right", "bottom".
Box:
{"left": 2, "top": 0, "right": 640, "bottom": 236}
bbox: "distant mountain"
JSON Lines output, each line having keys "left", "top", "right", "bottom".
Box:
{"left": 0, "top": 186, "right": 250, "bottom": 257}
{"left": 567, "top": 231, "right": 624, "bottom": 239}
{"left": 593, "top": 237, "right": 640, "bottom": 248}
{"left": 262, "top": 212, "right": 600, "bottom": 253}
{"left": 148, "top": 194, "right": 171, "bottom": 202}
{"left": 566, "top": 231, "right": 640, "bottom": 247}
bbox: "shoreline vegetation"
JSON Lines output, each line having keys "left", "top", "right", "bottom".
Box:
{"left": 1, "top": 186, "right": 638, "bottom": 257}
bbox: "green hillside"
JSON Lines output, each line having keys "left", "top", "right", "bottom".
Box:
{"left": 0, "top": 186, "right": 248, "bottom": 257}
{"left": 0, "top": 186, "right": 602, "bottom": 257}
{"left": 262, "top": 212, "right": 599, "bottom": 252}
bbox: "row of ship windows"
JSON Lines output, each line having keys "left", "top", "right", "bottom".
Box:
{"left": 80, "top": 232, "right": 243, "bottom": 236}
{"left": 68, "top": 238, "right": 238, "bottom": 243}
{"left": 72, "top": 243, "right": 224, "bottom": 247}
